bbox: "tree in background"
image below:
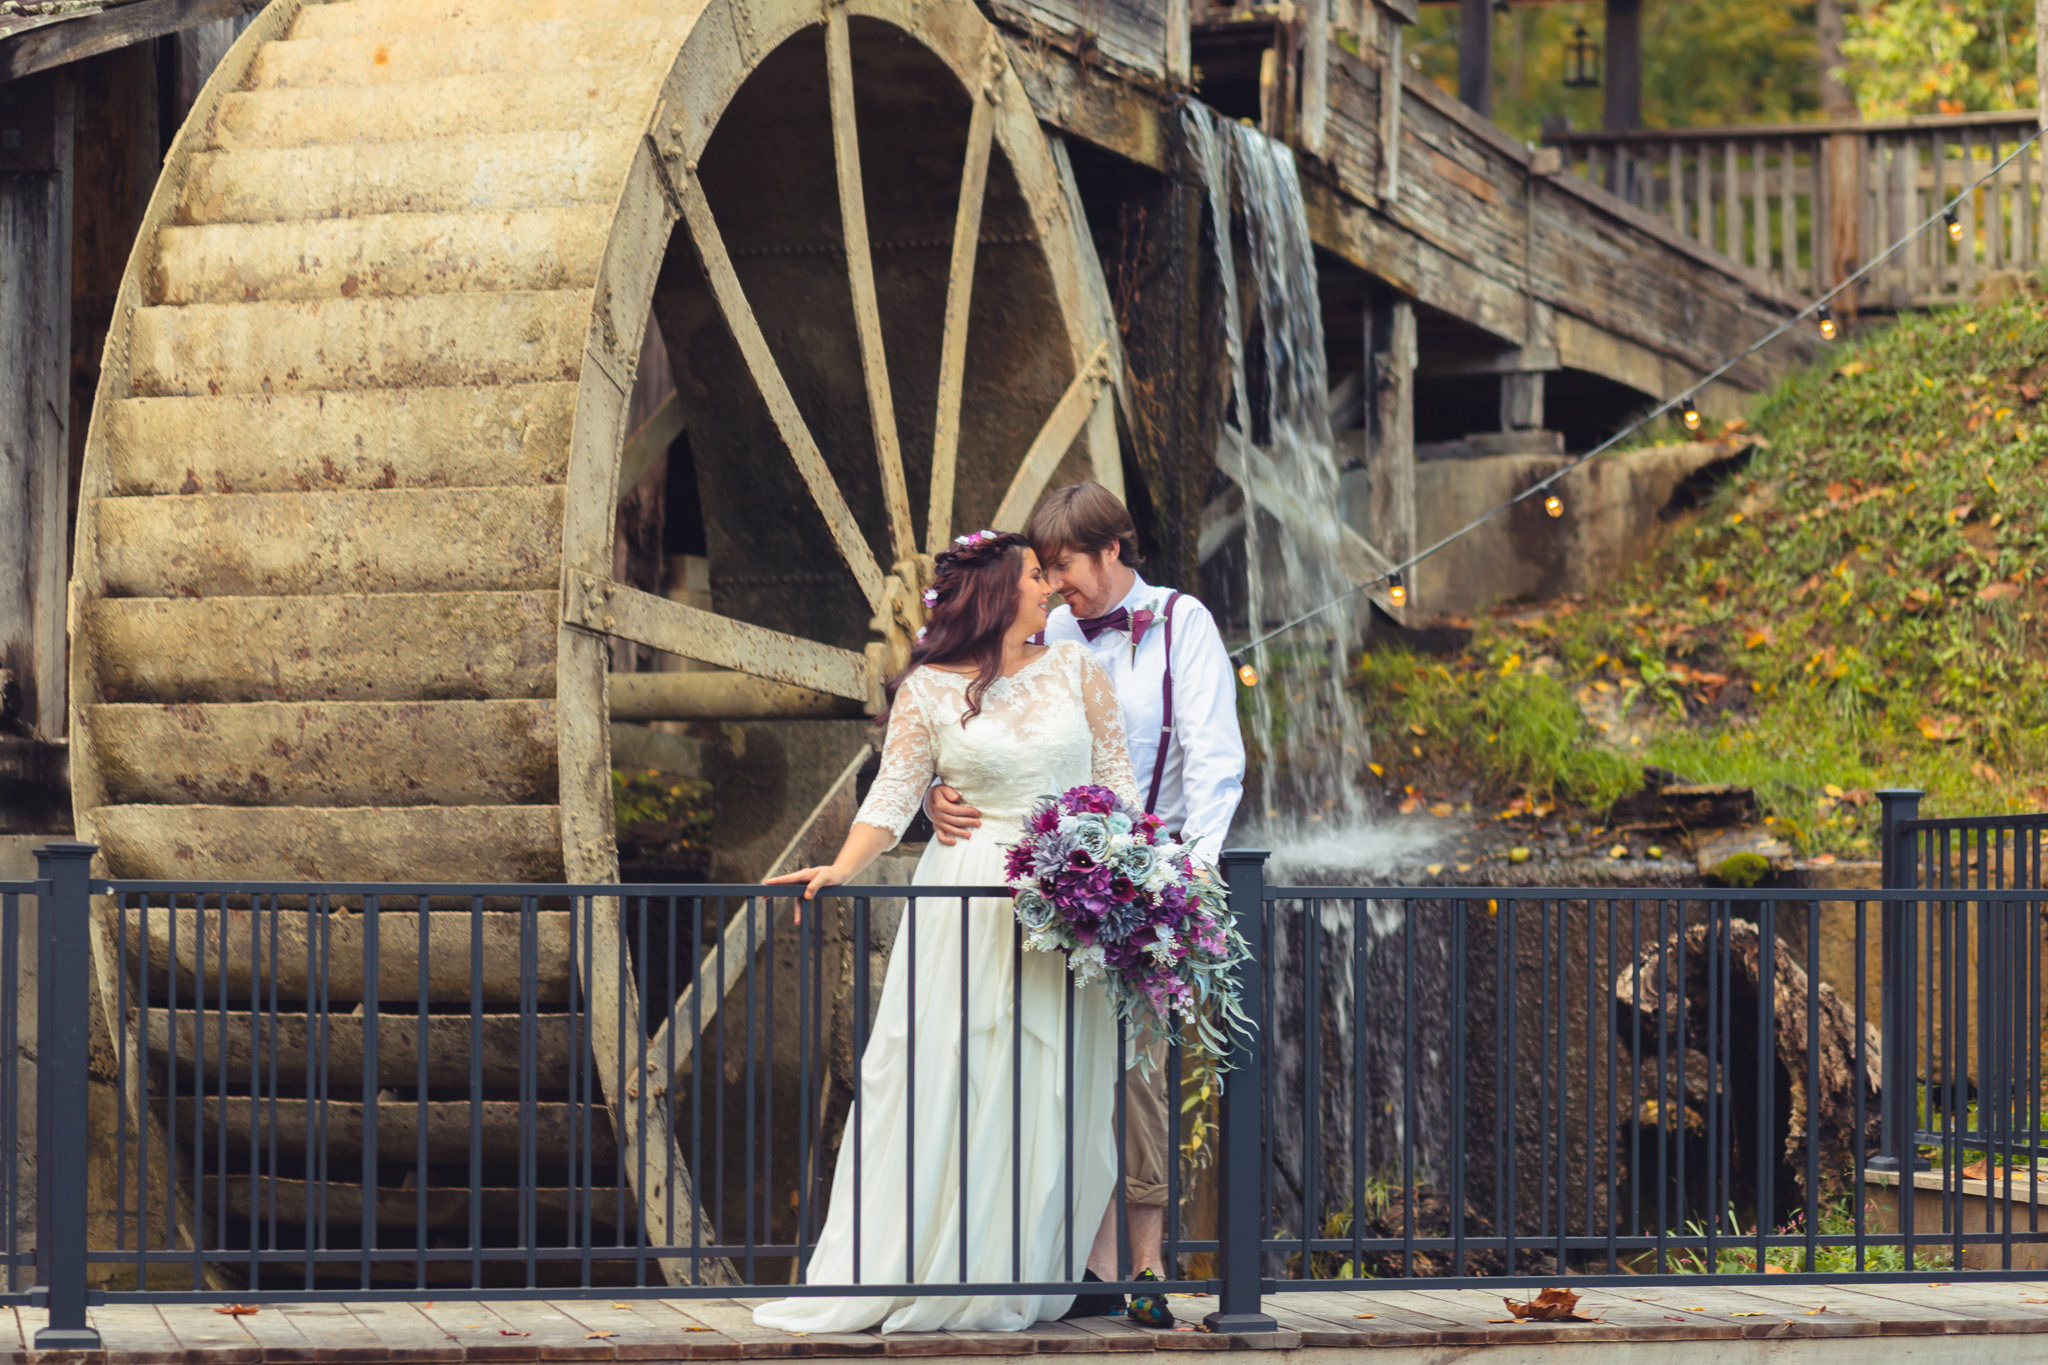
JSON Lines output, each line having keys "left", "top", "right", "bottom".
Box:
{"left": 1409, "top": 0, "right": 1820, "bottom": 142}
{"left": 1838, "top": 0, "right": 2035, "bottom": 115}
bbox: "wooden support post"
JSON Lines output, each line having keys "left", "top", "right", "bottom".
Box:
{"left": 1500, "top": 371, "right": 1544, "bottom": 431}
{"left": 1379, "top": 10, "right": 1404, "bottom": 201}
{"left": 1302, "top": 0, "right": 1330, "bottom": 158}
{"left": 1167, "top": 0, "right": 1190, "bottom": 85}
{"left": 1826, "top": 130, "right": 1864, "bottom": 311}
{"left": 0, "top": 70, "right": 73, "bottom": 741}
{"left": 1457, "top": 0, "right": 1491, "bottom": 116}
{"left": 2039, "top": 0, "right": 2048, "bottom": 133}
{"left": 1366, "top": 291, "right": 1416, "bottom": 568}
{"left": 1603, "top": 0, "right": 1641, "bottom": 132}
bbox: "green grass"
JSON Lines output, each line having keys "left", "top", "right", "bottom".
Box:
{"left": 1357, "top": 282, "right": 2048, "bottom": 850}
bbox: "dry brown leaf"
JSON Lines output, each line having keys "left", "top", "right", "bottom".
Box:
{"left": 213, "top": 1305, "right": 259, "bottom": 1316}
{"left": 585, "top": 1331, "right": 616, "bottom": 1340}
{"left": 1979, "top": 580, "right": 2023, "bottom": 601}
{"left": 1353, "top": 1314, "right": 1375, "bottom": 1319}
{"left": 500, "top": 1330, "right": 531, "bottom": 1337}
{"left": 684, "top": 1326, "right": 712, "bottom": 1332}
{"left": 1917, "top": 714, "right": 1965, "bottom": 742}
{"left": 2021, "top": 1298, "right": 2048, "bottom": 1304}
{"left": 1486, "top": 1318, "right": 1516, "bottom": 1324}
{"left": 1502, "top": 1287, "right": 1597, "bottom": 1323}
{"left": 1805, "top": 1307, "right": 1827, "bottom": 1315}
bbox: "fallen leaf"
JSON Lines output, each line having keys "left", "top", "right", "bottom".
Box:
{"left": 1979, "top": 580, "right": 2022, "bottom": 601}
{"left": 1425, "top": 864, "right": 1444, "bottom": 876}
{"left": 1408, "top": 722, "right": 1428, "bottom": 737}
{"left": 1973, "top": 761, "right": 2003, "bottom": 785}
{"left": 500, "top": 1331, "right": 532, "bottom": 1337}
{"left": 1486, "top": 1318, "right": 1516, "bottom": 1324}
{"left": 1609, "top": 843, "right": 1628, "bottom": 858}
{"left": 1804, "top": 1307, "right": 1827, "bottom": 1315}
{"left": 612, "top": 1303, "right": 631, "bottom": 1310}
{"left": 1368, "top": 762, "right": 1384, "bottom": 777}
{"left": 585, "top": 1332, "right": 617, "bottom": 1340}
{"left": 2021, "top": 1297, "right": 2048, "bottom": 1303}
{"left": 1428, "top": 802, "right": 1454, "bottom": 818}
{"left": 684, "top": 1327, "right": 712, "bottom": 1332}
{"left": 1731, "top": 1311, "right": 1767, "bottom": 1317}
{"left": 1683, "top": 1306, "right": 1706, "bottom": 1312}
{"left": 1353, "top": 1313, "right": 1376, "bottom": 1319}
{"left": 1917, "top": 714, "right": 1965, "bottom": 743}
{"left": 1928, "top": 1282, "right": 1952, "bottom": 1287}
{"left": 1630, "top": 1296, "right": 1664, "bottom": 1302}
{"left": 1398, "top": 794, "right": 1423, "bottom": 814}
{"left": 1503, "top": 1287, "right": 1597, "bottom": 1323}
{"left": 214, "top": 1306, "right": 259, "bottom": 1317}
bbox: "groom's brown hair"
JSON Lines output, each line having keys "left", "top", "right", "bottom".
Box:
{"left": 1028, "top": 481, "right": 1143, "bottom": 568}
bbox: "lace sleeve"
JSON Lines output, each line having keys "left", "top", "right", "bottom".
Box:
{"left": 1073, "top": 645, "right": 1143, "bottom": 811}
{"left": 852, "top": 674, "right": 937, "bottom": 844}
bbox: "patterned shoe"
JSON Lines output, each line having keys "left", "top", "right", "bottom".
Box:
{"left": 1126, "top": 1269, "right": 1174, "bottom": 1329}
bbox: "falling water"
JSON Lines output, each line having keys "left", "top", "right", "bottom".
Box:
{"left": 1181, "top": 107, "right": 1431, "bottom": 879}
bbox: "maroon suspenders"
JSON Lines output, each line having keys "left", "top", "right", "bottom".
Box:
{"left": 1145, "top": 591, "right": 1184, "bottom": 814}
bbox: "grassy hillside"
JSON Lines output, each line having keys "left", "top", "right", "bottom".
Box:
{"left": 1359, "top": 283, "right": 2048, "bottom": 855}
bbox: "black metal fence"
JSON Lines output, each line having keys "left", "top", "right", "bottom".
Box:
{"left": 13, "top": 819, "right": 2048, "bottom": 1345}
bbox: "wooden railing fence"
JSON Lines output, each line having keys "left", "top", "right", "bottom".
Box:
{"left": 1548, "top": 112, "right": 2046, "bottom": 308}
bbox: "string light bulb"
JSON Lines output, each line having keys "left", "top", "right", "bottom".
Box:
{"left": 1817, "top": 305, "right": 1837, "bottom": 340}
{"left": 1387, "top": 571, "right": 1407, "bottom": 607}
{"left": 1544, "top": 492, "right": 1564, "bottom": 517}
{"left": 1945, "top": 208, "right": 1963, "bottom": 243}
{"left": 1236, "top": 660, "right": 1260, "bottom": 688}
{"left": 1681, "top": 396, "right": 1702, "bottom": 431}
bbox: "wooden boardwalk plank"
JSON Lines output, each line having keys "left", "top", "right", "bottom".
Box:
{"left": 95, "top": 1304, "right": 199, "bottom": 1365}
{"left": 414, "top": 1301, "right": 543, "bottom": 1361}
{"left": 341, "top": 1303, "right": 464, "bottom": 1361}
{"left": 271, "top": 1304, "right": 390, "bottom": 1360}
{"left": 546, "top": 1299, "right": 718, "bottom": 1362}
{"left": 151, "top": 1303, "right": 269, "bottom": 1363}
{"left": 608, "top": 1300, "right": 746, "bottom": 1358}
{"left": 659, "top": 1301, "right": 818, "bottom": 1358}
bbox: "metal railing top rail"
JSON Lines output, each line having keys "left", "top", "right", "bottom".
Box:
{"left": 1546, "top": 109, "right": 2042, "bottom": 144}
{"left": 1896, "top": 812, "right": 2048, "bottom": 833}
{"left": 1263, "top": 885, "right": 2045, "bottom": 901}
{"left": 96, "top": 879, "right": 1012, "bottom": 897}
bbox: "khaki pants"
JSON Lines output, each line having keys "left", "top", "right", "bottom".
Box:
{"left": 1119, "top": 1042, "right": 1170, "bottom": 1207}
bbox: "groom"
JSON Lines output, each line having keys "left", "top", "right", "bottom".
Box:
{"left": 928, "top": 481, "right": 1245, "bottom": 1325}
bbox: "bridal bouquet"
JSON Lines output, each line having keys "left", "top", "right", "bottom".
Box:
{"left": 1002, "top": 784, "right": 1252, "bottom": 1057}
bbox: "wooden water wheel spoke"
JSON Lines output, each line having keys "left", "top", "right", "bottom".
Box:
{"left": 927, "top": 83, "right": 997, "bottom": 554}
{"left": 991, "top": 338, "right": 1113, "bottom": 531}
{"left": 676, "top": 164, "right": 888, "bottom": 612}
{"left": 825, "top": 3, "right": 916, "bottom": 563}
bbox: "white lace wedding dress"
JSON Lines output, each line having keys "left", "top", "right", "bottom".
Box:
{"left": 753, "top": 639, "right": 1141, "bottom": 1334}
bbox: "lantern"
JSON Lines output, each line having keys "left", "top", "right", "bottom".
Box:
{"left": 1564, "top": 22, "right": 1601, "bottom": 89}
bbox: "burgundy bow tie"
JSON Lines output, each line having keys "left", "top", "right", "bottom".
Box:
{"left": 1079, "top": 606, "right": 1155, "bottom": 644}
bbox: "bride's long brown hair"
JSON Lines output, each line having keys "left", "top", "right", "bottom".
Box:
{"left": 883, "top": 531, "right": 1034, "bottom": 726}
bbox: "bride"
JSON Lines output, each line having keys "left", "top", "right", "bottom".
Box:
{"left": 755, "top": 529, "right": 1141, "bottom": 1334}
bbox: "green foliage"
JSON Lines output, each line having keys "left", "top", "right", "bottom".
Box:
{"left": 1355, "top": 283, "right": 2048, "bottom": 848}
{"left": 1840, "top": 0, "right": 2035, "bottom": 117}
{"left": 1714, "top": 852, "right": 1772, "bottom": 887}
{"left": 1408, "top": 0, "right": 1819, "bottom": 144}
{"left": 1355, "top": 650, "right": 1643, "bottom": 811}
{"left": 1667, "top": 1198, "right": 1951, "bottom": 1274}
{"left": 612, "top": 768, "right": 712, "bottom": 836}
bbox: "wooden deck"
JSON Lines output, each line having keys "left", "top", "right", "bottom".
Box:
{"left": 17, "top": 1283, "right": 2048, "bottom": 1363}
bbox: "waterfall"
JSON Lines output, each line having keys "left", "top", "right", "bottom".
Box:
{"left": 1181, "top": 107, "right": 1423, "bottom": 878}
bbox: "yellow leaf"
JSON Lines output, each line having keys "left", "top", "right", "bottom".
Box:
{"left": 1426, "top": 863, "right": 1445, "bottom": 876}
{"left": 1509, "top": 846, "right": 1531, "bottom": 863}
{"left": 1966, "top": 321, "right": 1979, "bottom": 334}
{"left": 1823, "top": 783, "right": 1844, "bottom": 798}
{"left": 1428, "top": 802, "right": 1454, "bottom": 818}
{"left": 1408, "top": 722, "right": 1429, "bottom": 736}
{"left": 1731, "top": 1312, "right": 1768, "bottom": 1317}
{"left": 1368, "top": 762, "right": 1384, "bottom": 777}
{"left": 1609, "top": 844, "right": 1628, "bottom": 858}
{"left": 1837, "top": 358, "right": 1869, "bottom": 377}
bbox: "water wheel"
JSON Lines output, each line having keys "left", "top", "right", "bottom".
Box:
{"left": 69, "top": 0, "right": 1123, "bottom": 1281}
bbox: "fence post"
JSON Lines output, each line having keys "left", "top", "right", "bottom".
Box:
{"left": 1871, "top": 791, "right": 1926, "bottom": 1173}
{"left": 1204, "top": 849, "right": 1276, "bottom": 1335}
{"left": 32, "top": 842, "right": 99, "bottom": 1349}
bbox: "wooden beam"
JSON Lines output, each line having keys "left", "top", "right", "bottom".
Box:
{"left": 826, "top": 5, "right": 915, "bottom": 564}
{"left": 1602, "top": 0, "right": 1642, "bottom": 132}
{"left": 1456, "top": 0, "right": 1490, "bottom": 116}
{"left": 615, "top": 389, "right": 682, "bottom": 503}
{"left": 564, "top": 573, "right": 870, "bottom": 702}
{"left": 608, "top": 670, "right": 866, "bottom": 722}
{"left": 928, "top": 90, "right": 995, "bottom": 555}
{"left": 675, "top": 168, "right": 887, "bottom": 610}
{"left": 1302, "top": 0, "right": 1330, "bottom": 157}
{"left": 0, "top": 0, "right": 262, "bottom": 84}
{"left": 990, "top": 339, "right": 1110, "bottom": 532}
{"left": 0, "top": 68, "right": 69, "bottom": 740}
{"left": 1167, "top": 0, "right": 1190, "bottom": 82}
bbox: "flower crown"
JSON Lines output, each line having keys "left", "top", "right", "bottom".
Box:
{"left": 915, "top": 530, "right": 1002, "bottom": 640}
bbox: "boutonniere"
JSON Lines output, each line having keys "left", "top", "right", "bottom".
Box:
{"left": 1127, "top": 598, "right": 1160, "bottom": 663}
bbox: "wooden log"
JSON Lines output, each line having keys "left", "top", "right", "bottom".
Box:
{"left": 125, "top": 908, "right": 575, "bottom": 1004}
{"left": 1614, "top": 916, "right": 1883, "bottom": 1204}
{"left": 200, "top": 1097, "right": 616, "bottom": 1166}
{"left": 146, "top": 1010, "right": 575, "bottom": 1090}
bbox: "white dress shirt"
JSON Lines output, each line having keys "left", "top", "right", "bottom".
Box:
{"left": 1043, "top": 573, "right": 1245, "bottom": 866}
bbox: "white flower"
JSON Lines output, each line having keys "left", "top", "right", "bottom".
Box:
{"left": 1070, "top": 943, "right": 1107, "bottom": 985}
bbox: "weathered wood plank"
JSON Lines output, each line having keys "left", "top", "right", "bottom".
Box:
{"left": 0, "top": 0, "right": 263, "bottom": 83}
{"left": 985, "top": 0, "right": 1170, "bottom": 82}
{"left": 826, "top": 5, "right": 914, "bottom": 565}
{"left": 564, "top": 574, "right": 870, "bottom": 701}
{"left": 929, "top": 92, "right": 996, "bottom": 555}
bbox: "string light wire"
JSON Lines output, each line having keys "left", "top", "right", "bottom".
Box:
{"left": 1228, "top": 125, "right": 2045, "bottom": 674}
